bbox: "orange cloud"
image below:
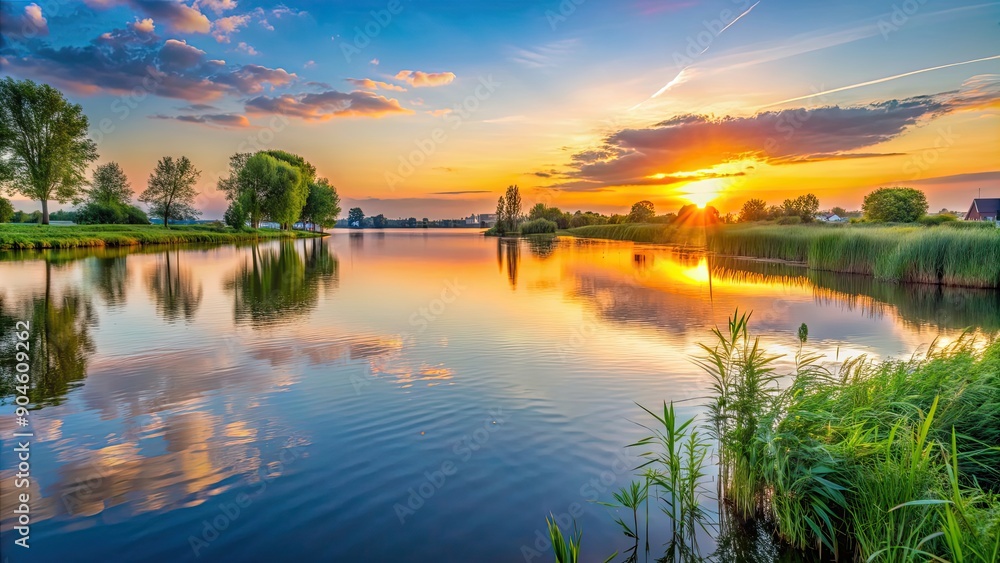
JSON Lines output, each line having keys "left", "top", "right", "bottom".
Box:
{"left": 346, "top": 78, "right": 406, "bottom": 92}
{"left": 245, "top": 89, "right": 413, "bottom": 120}
{"left": 394, "top": 70, "right": 456, "bottom": 88}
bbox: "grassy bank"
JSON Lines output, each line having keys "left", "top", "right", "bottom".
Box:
{"left": 547, "top": 312, "right": 1000, "bottom": 562}
{"left": 564, "top": 222, "right": 1000, "bottom": 288}
{"left": 709, "top": 223, "right": 1000, "bottom": 288}
{"left": 0, "top": 224, "right": 325, "bottom": 250}
{"left": 564, "top": 223, "right": 701, "bottom": 245}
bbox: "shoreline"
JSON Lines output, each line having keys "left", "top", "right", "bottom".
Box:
{"left": 0, "top": 224, "right": 327, "bottom": 251}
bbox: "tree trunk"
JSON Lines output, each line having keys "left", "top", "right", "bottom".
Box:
{"left": 41, "top": 199, "right": 49, "bottom": 225}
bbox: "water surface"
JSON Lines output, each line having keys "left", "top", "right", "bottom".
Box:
{"left": 0, "top": 232, "right": 993, "bottom": 562}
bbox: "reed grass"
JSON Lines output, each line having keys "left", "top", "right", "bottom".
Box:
{"left": 709, "top": 224, "right": 1000, "bottom": 288}
{"left": 0, "top": 224, "right": 323, "bottom": 250}
{"left": 565, "top": 224, "right": 704, "bottom": 245}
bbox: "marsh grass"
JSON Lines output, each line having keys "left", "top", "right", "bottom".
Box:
{"left": 0, "top": 224, "right": 322, "bottom": 250}
{"left": 709, "top": 225, "right": 1000, "bottom": 288}
{"left": 565, "top": 224, "right": 705, "bottom": 246}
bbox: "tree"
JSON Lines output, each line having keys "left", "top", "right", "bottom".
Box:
{"left": 262, "top": 150, "right": 313, "bottom": 230}
{"left": 781, "top": 194, "right": 820, "bottom": 222}
{"left": 0, "top": 78, "right": 98, "bottom": 224}
{"left": 863, "top": 187, "right": 928, "bottom": 223}
{"left": 348, "top": 207, "right": 364, "bottom": 228}
{"left": 494, "top": 187, "right": 522, "bottom": 235}
{"left": 139, "top": 156, "right": 201, "bottom": 228}
{"left": 372, "top": 214, "right": 387, "bottom": 228}
{"left": 86, "top": 162, "right": 132, "bottom": 206}
{"left": 232, "top": 153, "right": 277, "bottom": 229}
{"left": 0, "top": 196, "right": 13, "bottom": 223}
{"left": 628, "top": 200, "right": 655, "bottom": 222}
{"left": 300, "top": 179, "right": 341, "bottom": 231}
{"left": 739, "top": 198, "right": 768, "bottom": 222}
{"left": 831, "top": 206, "right": 848, "bottom": 218}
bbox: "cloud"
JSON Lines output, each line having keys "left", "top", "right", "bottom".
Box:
{"left": 214, "top": 64, "right": 296, "bottom": 93}
{"left": 159, "top": 39, "right": 206, "bottom": 70}
{"left": 237, "top": 42, "right": 258, "bottom": 55}
{"left": 0, "top": 30, "right": 298, "bottom": 102}
{"left": 0, "top": 2, "right": 49, "bottom": 38}
{"left": 212, "top": 14, "right": 250, "bottom": 43}
{"left": 394, "top": 70, "right": 456, "bottom": 88}
{"left": 128, "top": 17, "right": 155, "bottom": 34}
{"left": 508, "top": 39, "right": 577, "bottom": 69}
{"left": 429, "top": 190, "right": 492, "bottom": 195}
{"left": 303, "top": 60, "right": 316, "bottom": 68}
{"left": 370, "top": 58, "right": 379, "bottom": 66}
{"left": 346, "top": 78, "right": 406, "bottom": 92}
{"left": 425, "top": 108, "right": 452, "bottom": 117}
{"left": 556, "top": 83, "right": 1000, "bottom": 190}
{"left": 152, "top": 112, "right": 251, "bottom": 127}
{"left": 245, "top": 89, "right": 412, "bottom": 120}
{"left": 196, "top": 0, "right": 237, "bottom": 15}
{"left": 127, "top": 0, "right": 211, "bottom": 34}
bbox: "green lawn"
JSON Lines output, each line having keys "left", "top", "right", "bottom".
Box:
{"left": 0, "top": 223, "right": 326, "bottom": 250}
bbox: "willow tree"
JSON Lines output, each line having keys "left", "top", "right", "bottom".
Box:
{"left": 0, "top": 78, "right": 98, "bottom": 224}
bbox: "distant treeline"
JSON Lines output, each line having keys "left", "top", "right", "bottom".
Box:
{"left": 335, "top": 215, "right": 482, "bottom": 229}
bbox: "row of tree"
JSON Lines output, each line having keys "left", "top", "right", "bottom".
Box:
{"left": 738, "top": 194, "right": 820, "bottom": 223}
{"left": 736, "top": 187, "right": 930, "bottom": 224}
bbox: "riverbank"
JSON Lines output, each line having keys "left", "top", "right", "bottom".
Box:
{"left": 564, "top": 222, "right": 1000, "bottom": 288}
{"left": 0, "top": 224, "right": 326, "bottom": 250}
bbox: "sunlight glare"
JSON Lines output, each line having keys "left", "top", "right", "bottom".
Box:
{"left": 681, "top": 179, "right": 723, "bottom": 208}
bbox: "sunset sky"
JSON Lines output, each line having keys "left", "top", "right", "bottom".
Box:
{"left": 1, "top": 0, "right": 997, "bottom": 219}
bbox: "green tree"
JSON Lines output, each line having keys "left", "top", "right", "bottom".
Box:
{"left": 628, "top": 200, "right": 655, "bottom": 222}
{"left": 86, "top": 162, "right": 132, "bottom": 206}
{"left": 262, "top": 150, "right": 313, "bottom": 230}
{"left": 348, "top": 207, "right": 364, "bottom": 227}
{"left": 862, "top": 187, "right": 928, "bottom": 223}
{"left": 0, "top": 196, "right": 13, "bottom": 223}
{"left": 739, "top": 198, "right": 768, "bottom": 222}
{"left": 139, "top": 156, "right": 201, "bottom": 228}
{"left": 372, "top": 214, "right": 387, "bottom": 228}
{"left": 0, "top": 78, "right": 98, "bottom": 224}
{"left": 781, "top": 194, "right": 820, "bottom": 222}
{"left": 232, "top": 153, "right": 277, "bottom": 229}
{"left": 300, "top": 179, "right": 341, "bottom": 231}
{"left": 503, "top": 185, "right": 522, "bottom": 233}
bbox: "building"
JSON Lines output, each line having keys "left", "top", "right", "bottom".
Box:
{"left": 966, "top": 198, "right": 1000, "bottom": 221}
{"left": 465, "top": 213, "right": 498, "bottom": 227}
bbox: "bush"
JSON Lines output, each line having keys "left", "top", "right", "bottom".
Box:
{"left": 76, "top": 202, "right": 149, "bottom": 225}
{"left": 224, "top": 200, "right": 250, "bottom": 230}
{"left": 777, "top": 215, "right": 802, "bottom": 225}
{"left": 863, "top": 187, "right": 928, "bottom": 222}
{"left": 519, "top": 218, "right": 557, "bottom": 234}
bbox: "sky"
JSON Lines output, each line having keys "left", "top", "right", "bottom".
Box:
{"left": 0, "top": 0, "right": 998, "bottom": 219}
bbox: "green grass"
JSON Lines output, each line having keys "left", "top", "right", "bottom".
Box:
{"left": 709, "top": 223, "right": 1000, "bottom": 288}
{"left": 564, "top": 223, "right": 704, "bottom": 245}
{"left": 702, "top": 311, "right": 1000, "bottom": 561}
{"left": 0, "top": 223, "right": 325, "bottom": 250}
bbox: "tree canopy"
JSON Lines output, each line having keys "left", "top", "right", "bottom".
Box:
{"left": 348, "top": 207, "right": 364, "bottom": 227}
{"left": 86, "top": 162, "right": 133, "bottom": 207}
{"left": 0, "top": 196, "right": 13, "bottom": 223}
{"left": 628, "top": 200, "right": 655, "bottom": 223}
{"left": 0, "top": 78, "right": 98, "bottom": 224}
{"left": 300, "top": 179, "right": 341, "bottom": 231}
{"left": 863, "top": 187, "right": 928, "bottom": 223}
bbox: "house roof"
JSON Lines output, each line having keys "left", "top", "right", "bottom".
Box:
{"left": 972, "top": 199, "right": 1000, "bottom": 213}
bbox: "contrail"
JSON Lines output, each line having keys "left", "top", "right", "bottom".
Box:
{"left": 631, "top": 1, "right": 761, "bottom": 110}
{"left": 760, "top": 54, "right": 1000, "bottom": 108}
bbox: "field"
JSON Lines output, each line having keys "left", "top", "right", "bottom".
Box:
{"left": 0, "top": 224, "right": 325, "bottom": 250}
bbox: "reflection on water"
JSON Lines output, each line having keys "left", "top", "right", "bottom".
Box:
{"left": 226, "top": 239, "right": 338, "bottom": 327}
{"left": 0, "top": 233, "right": 995, "bottom": 562}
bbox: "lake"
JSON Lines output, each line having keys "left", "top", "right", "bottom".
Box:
{"left": 0, "top": 231, "right": 995, "bottom": 562}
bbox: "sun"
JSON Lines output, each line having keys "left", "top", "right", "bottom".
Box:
{"left": 681, "top": 179, "right": 723, "bottom": 208}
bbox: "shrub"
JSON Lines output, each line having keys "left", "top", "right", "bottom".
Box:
{"left": 777, "top": 215, "right": 802, "bottom": 225}
{"left": 121, "top": 205, "right": 150, "bottom": 224}
{"left": 863, "top": 187, "right": 928, "bottom": 223}
{"left": 519, "top": 218, "right": 557, "bottom": 234}
{"left": 76, "top": 202, "right": 149, "bottom": 225}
